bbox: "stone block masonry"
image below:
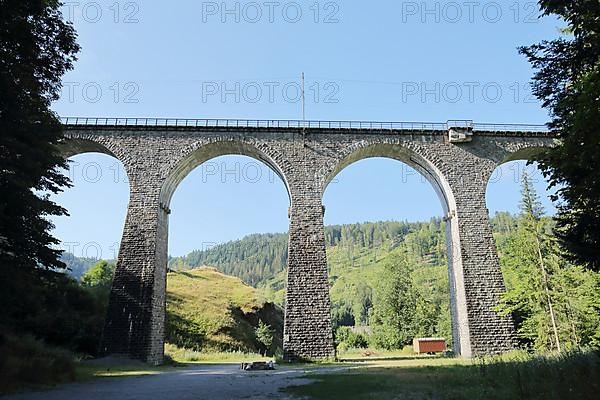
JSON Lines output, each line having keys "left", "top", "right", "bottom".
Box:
{"left": 61, "top": 123, "right": 554, "bottom": 365}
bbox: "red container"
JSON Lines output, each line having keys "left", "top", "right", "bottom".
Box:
{"left": 413, "top": 338, "right": 446, "bottom": 354}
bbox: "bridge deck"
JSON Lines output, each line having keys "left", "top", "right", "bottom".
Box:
{"left": 61, "top": 117, "right": 552, "bottom": 136}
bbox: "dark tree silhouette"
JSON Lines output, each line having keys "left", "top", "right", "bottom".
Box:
{"left": 0, "top": 1, "right": 82, "bottom": 341}
{"left": 0, "top": 0, "right": 80, "bottom": 272}
{"left": 521, "top": 1, "right": 600, "bottom": 270}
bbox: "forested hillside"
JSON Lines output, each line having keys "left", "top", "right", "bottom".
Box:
{"left": 168, "top": 219, "right": 447, "bottom": 289}
{"left": 169, "top": 233, "right": 288, "bottom": 287}
{"left": 60, "top": 253, "right": 100, "bottom": 280}
{"left": 169, "top": 218, "right": 453, "bottom": 347}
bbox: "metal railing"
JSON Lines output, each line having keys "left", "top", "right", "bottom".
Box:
{"left": 60, "top": 117, "right": 549, "bottom": 133}
{"left": 473, "top": 122, "right": 549, "bottom": 133}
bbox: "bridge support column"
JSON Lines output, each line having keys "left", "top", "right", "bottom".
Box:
{"left": 100, "top": 186, "right": 168, "bottom": 365}
{"left": 446, "top": 175, "right": 517, "bottom": 357}
{"left": 283, "top": 196, "right": 335, "bottom": 361}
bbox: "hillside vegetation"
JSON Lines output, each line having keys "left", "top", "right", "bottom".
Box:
{"left": 166, "top": 267, "right": 283, "bottom": 355}
{"left": 169, "top": 218, "right": 453, "bottom": 349}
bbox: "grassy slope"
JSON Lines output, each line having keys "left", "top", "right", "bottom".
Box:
{"left": 284, "top": 351, "right": 600, "bottom": 400}
{"left": 261, "top": 241, "right": 402, "bottom": 307}
{"left": 259, "top": 243, "right": 390, "bottom": 307}
{"left": 328, "top": 242, "right": 386, "bottom": 306}
{"left": 166, "top": 267, "right": 283, "bottom": 354}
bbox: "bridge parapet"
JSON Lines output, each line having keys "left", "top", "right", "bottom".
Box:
{"left": 61, "top": 117, "right": 552, "bottom": 137}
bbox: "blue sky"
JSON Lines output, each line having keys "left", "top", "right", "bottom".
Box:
{"left": 50, "top": 1, "right": 561, "bottom": 258}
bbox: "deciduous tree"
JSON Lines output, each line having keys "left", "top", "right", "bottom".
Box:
{"left": 255, "top": 319, "right": 274, "bottom": 356}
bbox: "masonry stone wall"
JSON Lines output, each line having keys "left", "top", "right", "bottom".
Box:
{"left": 61, "top": 126, "right": 554, "bottom": 365}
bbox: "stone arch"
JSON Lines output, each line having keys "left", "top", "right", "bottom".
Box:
{"left": 323, "top": 142, "right": 456, "bottom": 215}
{"left": 473, "top": 136, "right": 554, "bottom": 167}
{"left": 96, "top": 136, "right": 297, "bottom": 365}
{"left": 502, "top": 145, "right": 548, "bottom": 164}
{"left": 160, "top": 139, "right": 293, "bottom": 208}
{"left": 321, "top": 141, "right": 476, "bottom": 356}
{"left": 53, "top": 140, "right": 131, "bottom": 269}
{"left": 147, "top": 138, "right": 293, "bottom": 361}
{"left": 57, "top": 136, "right": 133, "bottom": 203}
{"left": 57, "top": 135, "right": 132, "bottom": 212}
{"left": 485, "top": 141, "right": 553, "bottom": 210}
{"left": 58, "top": 137, "right": 121, "bottom": 160}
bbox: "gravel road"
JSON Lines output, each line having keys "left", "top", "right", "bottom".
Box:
{"left": 1, "top": 363, "right": 332, "bottom": 400}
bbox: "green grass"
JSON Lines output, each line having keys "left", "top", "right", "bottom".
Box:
{"left": 76, "top": 363, "right": 169, "bottom": 379}
{"left": 167, "top": 267, "right": 259, "bottom": 341}
{"left": 336, "top": 346, "right": 419, "bottom": 360}
{"left": 164, "top": 343, "right": 272, "bottom": 363}
{"left": 166, "top": 267, "right": 283, "bottom": 353}
{"left": 284, "top": 350, "right": 600, "bottom": 400}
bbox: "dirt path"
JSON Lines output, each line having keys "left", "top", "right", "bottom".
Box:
{"left": 1, "top": 363, "right": 345, "bottom": 400}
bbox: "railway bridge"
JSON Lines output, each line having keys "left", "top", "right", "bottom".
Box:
{"left": 60, "top": 117, "right": 555, "bottom": 364}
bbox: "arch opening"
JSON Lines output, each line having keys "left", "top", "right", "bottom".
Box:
{"left": 161, "top": 144, "right": 290, "bottom": 360}
{"left": 486, "top": 144, "right": 559, "bottom": 239}
{"left": 485, "top": 155, "right": 565, "bottom": 351}
{"left": 42, "top": 152, "right": 130, "bottom": 357}
{"left": 486, "top": 159, "right": 557, "bottom": 218}
{"left": 321, "top": 145, "right": 465, "bottom": 358}
{"left": 51, "top": 152, "right": 130, "bottom": 277}
{"left": 323, "top": 144, "right": 453, "bottom": 216}
{"left": 160, "top": 141, "right": 291, "bottom": 209}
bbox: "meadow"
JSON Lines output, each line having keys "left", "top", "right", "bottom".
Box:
{"left": 284, "top": 350, "right": 600, "bottom": 400}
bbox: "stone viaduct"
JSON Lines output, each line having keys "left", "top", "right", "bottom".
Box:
{"left": 59, "top": 117, "right": 555, "bottom": 365}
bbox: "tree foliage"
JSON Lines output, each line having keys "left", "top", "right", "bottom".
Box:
{"left": 0, "top": 0, "right": 99, "bottom": 356}
{"left": 521, "top": 0, "right": 600, "bottom": 270}
{"left": 497, "top": 174, "right": 600, "bottom": 351}
{"left": 255, "top": 319, "right": 274, "bottom": 356}
{"left": 0, "top": 0, "right": 80, "bottom": 272}
{"left": 0, "top": 269, "right": 107, "bottom": 356}
{"left": 368, "top": 252, "right": 420, "bottom": 350}
{"left": 80, "top": 260, "right": 115, "bottom": 289}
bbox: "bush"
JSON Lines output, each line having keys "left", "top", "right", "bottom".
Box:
{"left": 1, "top": 267, "right": 108, "bottom": 357}
{"left": 335, "top": 326, "right": 352, "bottom": 347}
{"left": 368, "top": 325, "right": 402, "bottom": 350}
{"left": 335, "top": 327, "right": 369, "bottom": 350}
{"left": 347, "top": 332, "right": 369, "bottom": 349}
{"left": 0, "top": 333, "right": 77, "bottom": 394}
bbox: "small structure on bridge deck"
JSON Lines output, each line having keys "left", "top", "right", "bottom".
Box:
{"left": 447, "top": 120, "right": 474, "bottom": 143}
{"left": 413, "top": 338, "right": 447, "bottom": 354}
